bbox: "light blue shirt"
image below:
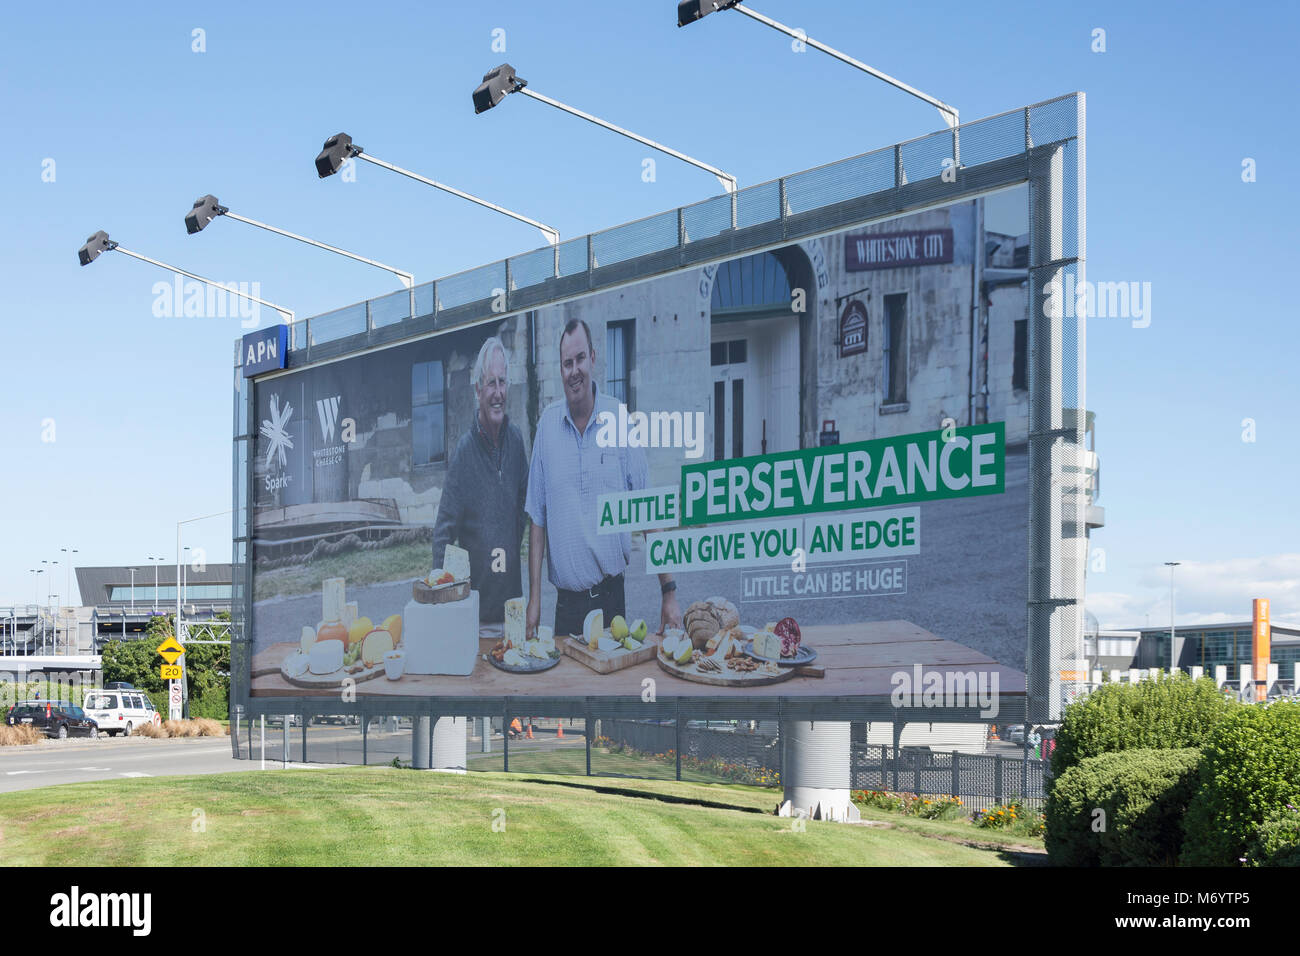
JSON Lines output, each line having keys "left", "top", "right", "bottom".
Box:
{"left": 525, "top": 385, "right": 647, "bottom": 592}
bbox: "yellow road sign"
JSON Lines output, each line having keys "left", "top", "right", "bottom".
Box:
{"left": 156, "top": 636, "right": 185, "bottom": 664}
{"left": 160, "top": 664, "right": 183, "bottom": 680}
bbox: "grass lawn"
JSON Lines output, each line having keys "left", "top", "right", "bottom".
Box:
{"left": 0, "top": 766, "right": 1034, "bottom": 866}
{"left": 467, "top": 745, "right": 775, "bottom": 787}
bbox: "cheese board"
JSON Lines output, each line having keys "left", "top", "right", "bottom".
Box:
{"left": 655, "top": 649, "right": 796, "bottom": 687}
{"left": 563, "top": 634, "right": 660, "bottom": 674}
{"left": 272, "top": 643, "right": 391, "bottom": 689}
{"left": 411, "top": 579, "right": 470, "bottom": 605}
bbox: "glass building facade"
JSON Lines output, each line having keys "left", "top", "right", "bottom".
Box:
{"left": 1137, "top": 625, "right": 1299, "bottom": 681}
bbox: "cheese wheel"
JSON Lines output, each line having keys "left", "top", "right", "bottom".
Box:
{"left": 309, "top": 640, "right": 344, "bottom": 675}
{"left": 583, "top": 609, "right": 604, "bottom": 650}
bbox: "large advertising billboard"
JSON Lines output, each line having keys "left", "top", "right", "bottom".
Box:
{"left": 248, "top": 192, "right": 1032, "bottom": 703}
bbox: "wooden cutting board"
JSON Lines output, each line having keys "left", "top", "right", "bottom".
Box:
{"left": 655, "top": 650, "right": 797, "bottom": 687}
{"left": 267, "top": 642, "right": 391, "bottom": 689}
{"left": 562, "top": 634, "right": 660, "bottom": 674}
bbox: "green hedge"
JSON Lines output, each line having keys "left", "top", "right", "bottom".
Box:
{"left": 1244, "top": 807, "right": 1300, "bottom": 867}
{"left": 1045, "top": 748, "right": 1201, "bottom": 866}
{"left": 1181, "top": 702, "right": 1300, "bottom": 866}
{"left": 1051, "top": 674, "right": 1234, "bottom": 778}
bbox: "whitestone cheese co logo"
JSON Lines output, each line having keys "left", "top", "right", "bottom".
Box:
{"left": 316, "top": 395, "right": 340, "bottom": 443}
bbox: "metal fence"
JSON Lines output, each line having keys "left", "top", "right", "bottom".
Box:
{"left": 231, "top": 712, "right": 1049, "bottom": 811}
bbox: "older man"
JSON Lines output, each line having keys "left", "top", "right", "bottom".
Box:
{"left": 525, "top": 318, "right": 682, "bottom": 640}
{"left": 431, "top": 336, "right": 529, "bottom": 624}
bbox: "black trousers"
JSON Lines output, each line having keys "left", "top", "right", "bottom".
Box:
{"left": 554, "top": 574, "right": 626, "bottom": 639}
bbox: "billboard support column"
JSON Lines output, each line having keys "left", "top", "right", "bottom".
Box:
{"left": 1027, "top": 142, "right": 1067, "bottom": 724}
{"left": 413, "top": 716, "right": 431, "bottom": 769}
{"left": 431, "top": 717, "right": 466, "bottom": 771}
{"left": 779, "top": 721, "right": 858, "bottom": 822}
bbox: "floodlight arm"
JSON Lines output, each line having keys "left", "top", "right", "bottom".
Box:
{"left": 728, "top": 3, "right": 958, "bottom": 129}
{"left": 517, "top": 87, "right": 739, "bottom": 194}
{"left": 352, "top": 150, "right": 560, "bottom": 247}
{"left": 110, "top": 244, "right": 294, "bottom": 322}
{"left": 220, "top": 211, "right": 415, "bottom": 289}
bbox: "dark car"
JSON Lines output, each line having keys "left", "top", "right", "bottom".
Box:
{"left": 6, "top": 700, "right": 99, "bottom": 739}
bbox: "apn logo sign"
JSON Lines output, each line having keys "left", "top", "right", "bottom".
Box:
{"left": 241, "top": 325, "right": 289, "bottom": 377}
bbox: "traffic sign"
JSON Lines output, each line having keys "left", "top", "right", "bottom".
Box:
{"left": 160, "top": 664, "right": 183, "bottom": 680}
{"left": 156, "top": 636, "right": 184, "bottom": 664}
{"left": 169, "top": 681, "right": 183, "bottom": 720}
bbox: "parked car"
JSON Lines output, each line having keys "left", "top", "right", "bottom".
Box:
{"left": 82, "top": 689, "right": 160, "bottom": 736}
{"left": 1003, "top": 724, "right": 1025, "bottom": 744}
{"left": 7, "top": 700, "right": 99, "bottom": 739}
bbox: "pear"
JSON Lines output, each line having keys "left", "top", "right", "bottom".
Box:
{"left": 674, "top": 640, "right": 694, "bottom": 665}
{"left": 631, "top": 619, "right": 647, "bottom": 642}
{"left": 610, "top": 615, "right": 630, "bottom": 640}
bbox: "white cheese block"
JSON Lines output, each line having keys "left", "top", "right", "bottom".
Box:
{"left": 309, "top": 639, "right": 344, "bottom": 675}
{"left": 299, "top": 627, "right": 316, "bottom": 655}
{"left": 444, "top": 544, "right": 471, "bottom": 584}
{"left": 284, "top": 652, "right": 309, "bottom": 679}
{"left": 752, "top": 630, "right": 782, "bottom": 661}
{"left": 597, "top": 636, "right": 620, "bottom": 653}
{"left": 504, "top": 598, "right": 526, "bottom": 647}
{"left": 402, "top": 590, "right": 480, "bottom": 676}
{"left": 583, "top": 609, "right": 604, "bottom": 647}
{"left": 503, "top": 648, "right": 526, "bottom": 667}
{"left": 322, "top": 577, "right": 346, "bottom": 624}
{"left": 537, "top": 625, "right": 554, "bottom": 643}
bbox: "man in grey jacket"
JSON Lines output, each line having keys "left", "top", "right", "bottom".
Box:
{"left": 431, "top": 336, "right": 529, "bottom": 625}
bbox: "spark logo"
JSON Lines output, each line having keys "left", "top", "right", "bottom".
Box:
{"left": 261, "top": 394, "right": 294, "bottom": 491}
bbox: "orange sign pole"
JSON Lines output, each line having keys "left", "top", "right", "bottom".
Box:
{"left": 1253, "top": 598, "right": 1271, "bottom": 697}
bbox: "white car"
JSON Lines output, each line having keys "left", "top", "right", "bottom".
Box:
{"left": 83, "top": 690, "right": 160, "bottom": 736}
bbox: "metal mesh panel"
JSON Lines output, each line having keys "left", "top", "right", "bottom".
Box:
{"left": 591, "top": 210, "right": 677, "bottom": 268}
{"left": 956, "top": 109, "right": 1029, "bottom": 169}
{"left": 369, "top": 287, "right": 411, "bottom": 328}
{"left": 509, "top": 245, "right": 559, "bottom": 290}
{"left": 1028, "top": 95, "right": 1078, "bottom": 147}
{"left": 308, "top": 303, "right": 366, "bottom": 344}
{"left": 412, "top": 281, "right": 434, "bottom": 318}
{"left": 784, "top": 148, "right": 896, "bottom": 215}
{"left": 437, "top": 261, "right": 506, "bottom": 311}
{"left": 900, "top": 129, "right": 955, "bottom": 183}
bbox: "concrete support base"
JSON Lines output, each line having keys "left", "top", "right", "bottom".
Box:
{"left": 431, "top": 716, "right": 467, "bottom": 771}
{"left": 779, "top": 720, "right": 860, "bottom": 822}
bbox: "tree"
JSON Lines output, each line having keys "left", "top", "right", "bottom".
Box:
{"left": 100, "top": 613, "right": 230, "bottom": 718}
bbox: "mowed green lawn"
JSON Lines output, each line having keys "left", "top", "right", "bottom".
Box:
{"left": 0, "top": 767, "right": 1033, "bottom": 866}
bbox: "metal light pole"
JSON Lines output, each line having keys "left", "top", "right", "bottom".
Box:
{"left": 128, "top": 568, "right": 137, "bottom": 614}
{"left": 78, "top": 231, "right": 294, "bottom": 324}
{"left": 148, "top": 556, "right": 165, "bottom": 612}
{"left": 61, "top": 547, "right": 77, "bottom": 654}
{"left": 472, "top": 64, "right": 738, "bottom": 226}
{"left": 184, "top": 196, "right": 417, "bottom": 316}
{"left": 1164, "top": 561, "right": 1180, "bottom": 671}
{"left": 678, "top": 1, "right": 959, "bottom": 129}
{"left": 41, "top": 559, "right": 57, "bottom": 654}
{"left": 315, "top": 133, "right": 560, "bottom": 247}
{"left": 176, "top": 510, "right": 232, "bottom": 720}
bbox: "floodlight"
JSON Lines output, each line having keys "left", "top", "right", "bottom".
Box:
{"left": 185, "top": 194, "right": 226, "bottom": 235}
{"left": 78, "top": 230, "right": 114, "bottom": 266}
{"left": 473, "top": 63, "right": 525, "bottom": 114}
{"left": 316, "top": 132, "right": 359, "bottom": 179}
{"left": 677, "top": 0, "right": 738, "bottom": 27}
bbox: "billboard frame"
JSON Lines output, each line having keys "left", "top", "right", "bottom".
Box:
{"left": 231, "top": 93, "right": 1086, "bottom": 726}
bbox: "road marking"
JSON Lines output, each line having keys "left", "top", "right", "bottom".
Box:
{"left": 119, "top": 772, "right": 152, "bottom": 778}
{"left": 4, "top": 770, "right": 46, "bottom": 776}
{"left": 78, "top": 767, "right": 112, "bottom": 772}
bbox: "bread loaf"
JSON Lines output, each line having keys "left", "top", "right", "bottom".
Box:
{"left": 683, "top": 597, "right": 740, "bottom": 649}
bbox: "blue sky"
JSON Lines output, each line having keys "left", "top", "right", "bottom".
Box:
{"left": 1, "top": 1, "right": 1296, "bottom": 627}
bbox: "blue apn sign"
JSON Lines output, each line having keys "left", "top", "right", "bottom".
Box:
{"left": 241, "top": 325, "right": 289, "bottom": 377}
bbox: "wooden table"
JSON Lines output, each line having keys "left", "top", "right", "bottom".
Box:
{"left": 250, "top": 620, "right": 1024, "bottom": 698}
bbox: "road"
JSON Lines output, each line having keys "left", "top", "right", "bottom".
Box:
{"left": 0, "top": 736, "right": 246, "bottom": 793}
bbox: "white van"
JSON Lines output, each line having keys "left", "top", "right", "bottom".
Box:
{"left": 83, "top": 690, "right": 160, "bottom": 736}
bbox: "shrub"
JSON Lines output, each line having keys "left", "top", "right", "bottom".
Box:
{"left": 1181, "top": 702, "right": 1300, "bottom": 866}
{"left": 1045, "top": 748, "right": 1200, "bottom": 866}
{"left": 0, "top": 725, "right": 43, "bottom": 746}
{"left": 131, "top": 718, "right": 228, "bottom": 739}
{"left": 1244, "top": 806, "right": 1300, "bottom": 867}
{"left": 850, "top": 790, "right": 965, "bottom": 820}
{"left": 1051, "top": 674, "right": 1233, "bottom": 778}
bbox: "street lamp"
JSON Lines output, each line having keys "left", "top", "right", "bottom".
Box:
{"left": 77, "top": 230, "right": 294, "bottom": 324}
{"left": 184, "top": 194, "right": 417, "bottom": 314}
{"left": 41, "top": 559, "right": 57, "bottom": 653}
{"left": 61, "top": 547, "right": 77, "bottom": 652}
{"left": 147, "top": 556, "right": 165, "bottom": 612}
{"left": 472, "top": 63, "right": 739, "bottom": 224}
{"left": 29, "top": 568, "right": 42, "bottom": 608}
{"left": 1164, "top": 561, "right": 1180, "bottom": 672}
{"left": 315, "top": 132, "right": 560, "bottom": 247}
{"left": 677, "top": 2, "right": 959, "bottom": 130}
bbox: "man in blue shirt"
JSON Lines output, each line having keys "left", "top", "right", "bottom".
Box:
{"left": 525, "top": 318, "right": 682, "bottom": 640}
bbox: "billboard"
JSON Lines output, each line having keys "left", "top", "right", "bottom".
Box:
{"left": 247, "top": 191, "right": 1034, "bottom": 706}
